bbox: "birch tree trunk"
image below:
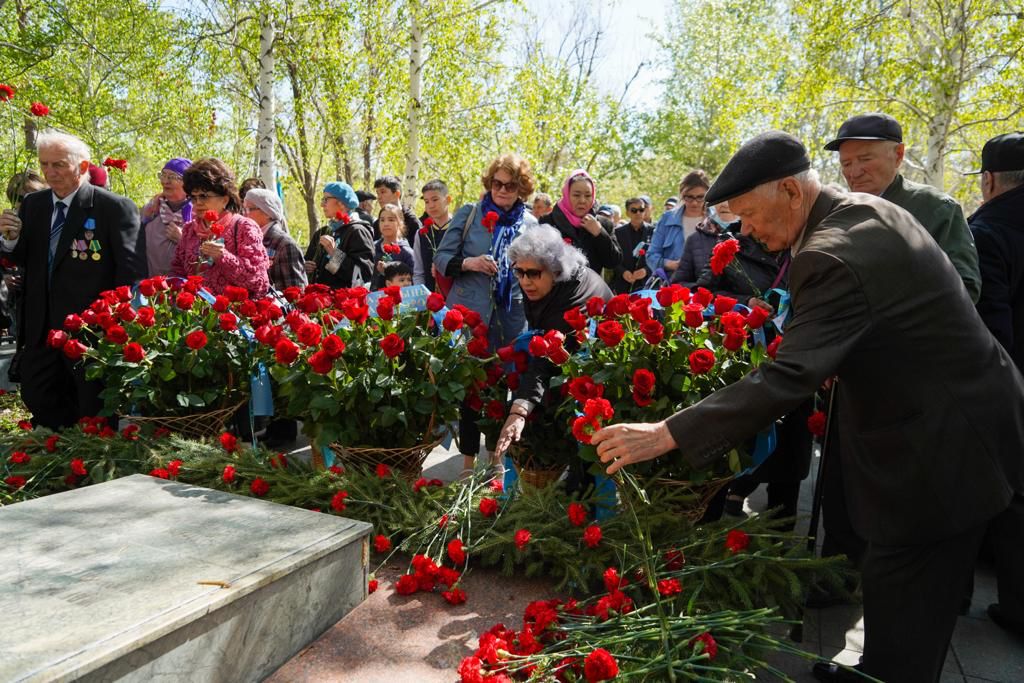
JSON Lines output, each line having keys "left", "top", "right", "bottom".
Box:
{"left": 256, "top": 14, "right": 277, "bottom": 188}
{"left": 403, "top": 5, "right": 425, "bottom": 210}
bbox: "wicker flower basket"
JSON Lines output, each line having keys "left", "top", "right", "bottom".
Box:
{"left": 126, "top": 400, "right": 246, "bottom": 441}
{"left": 327, "top": 437, "right": 443, "bottom": 479}
{"left": 509, "top": 445, "right": 566, "bottom": 488}
{"left": 654, "top": 475, "right": 734, "bottom": 522}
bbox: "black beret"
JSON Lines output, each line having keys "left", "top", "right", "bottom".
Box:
{"left": 355, "top": 190, "right": 377, "bottom": 202}
{"left": 823, "top": 113, "right": 903, "bottom": 151}
{"left": 705, "top": 131, "right": 811, "bottom": 205}
{"left": 964, "top": 132, "right": 1024, "bottom": 175}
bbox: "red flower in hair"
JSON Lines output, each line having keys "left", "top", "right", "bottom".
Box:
{"left": 29, "top": 101, "right": 49, "bottom": 117}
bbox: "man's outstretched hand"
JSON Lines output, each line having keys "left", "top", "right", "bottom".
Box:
{"left": 592, "top": 421, "right": 677, "bottom": 475}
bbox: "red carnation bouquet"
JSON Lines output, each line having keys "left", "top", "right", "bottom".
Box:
{"left": 54, "top": 275, "right": 259, "bottom": 417}
{"left": 560, "top": 286, "right": 771, "bottom": 479}
{"left": 259, "top": 284, "right": 487, "bottom": 452}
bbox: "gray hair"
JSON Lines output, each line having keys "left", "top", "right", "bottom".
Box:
{"left": 507, "top": 225, "right": 588, "bottom": 282}
{"left": 994, "top": 169, "right": 1024, "bottom": 190}
{"left": 36, "top": 130, "right": 91, "bottom": 167}
{"left": 533, "top": 192, "right": 553, "bottom": 207}
{"left": 751, "top": 169, "right": 821, "bottom": 200}
{"left": 244, "top": 188, "right": 286, "bottom": 224}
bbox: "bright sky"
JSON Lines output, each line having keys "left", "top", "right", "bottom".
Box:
{"left": 523, "top": 0, "right": 672, "bottom": 111}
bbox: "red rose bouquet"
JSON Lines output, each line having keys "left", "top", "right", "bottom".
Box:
{"left": 57, "top": 275, "right": 258, "bottom": 417}
{"left": 261, "top": 285, "right": 487, "bottom": 453}
{"left": 561, "top": 286, "right": 770, "bottom": 479}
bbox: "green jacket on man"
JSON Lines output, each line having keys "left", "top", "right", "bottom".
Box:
{"left": 881, "top": 174, "right": 982, "bottom": 302}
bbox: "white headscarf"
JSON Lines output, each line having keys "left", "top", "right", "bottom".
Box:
{"left": 244, "top": 188, "right": 286, "bottom": 225}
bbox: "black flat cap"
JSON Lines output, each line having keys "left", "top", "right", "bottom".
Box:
{"left": 964, "top": 132, "right": 1024, "bottom": 175}
{"left": 355, "top": 190, "right": 377, "bottom": 202}
{"left": 823, "top": 113, "right": 903, "bottom": 151}
{"left": 705, "top": 131, "right": 811, "bottom": 205}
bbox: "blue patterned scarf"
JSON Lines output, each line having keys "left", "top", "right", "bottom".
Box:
{"left": 480, "top": 192, "right": 526, "bottom": 312}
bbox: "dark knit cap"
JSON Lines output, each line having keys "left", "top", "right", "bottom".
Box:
{"left": 823, "top": 113, "right": 903, "bottom": 151}
{"left": 705, "top": 131, "right": 811, "bottom": 205}
{"left": 964, "top": 132, "right": 1024, "bottom": 175}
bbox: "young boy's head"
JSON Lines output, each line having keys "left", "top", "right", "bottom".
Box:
{"left": 384, "top": 262, "right": 413, "bottom": 287}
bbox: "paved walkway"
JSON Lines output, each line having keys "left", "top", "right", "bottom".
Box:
{"left": 268, "top": 441, "right": 1023, "bottom": 682}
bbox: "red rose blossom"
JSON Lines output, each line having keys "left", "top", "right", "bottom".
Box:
{"left": 175, "top": 291, "right": 195, "bottom": 310}
{"left": 684, "top": 302, "right": 705, "bottom": 328}
{"left": 308, "top": 349, "right": 334, "bottom": 374}
{"left": 426, "top": 292, "right": 445, "bottom": 312}
{"left": 274, "top": 338, "right": 299, "bottom": 365}
{"left": 640, "top": 319, "right": 664, "bottom": 344}
{"left": 380, "top": 333, "right": 405, "bottom": 358}
{"left": 714, "top": 294, "right": 738, "bottom": 314}
{"left": 47, "top": 329, "right": 68, "bottom": 349}
{"left": 746, "top": 305, "right": 770, "bottom": 329}
{"left": 185, "top": 329, "right": 208, "bottom": 350}
{"left": 64, "top": 313, "right": 84, "bottom": 331}
{"left": 693, "top": 287, "right": 714, "bottom": 307}
{"left": 766, "top": 335, "right": 783, "bottom": 358}
{"left": 63, "top": 339, "right": 87, "bottom": 360}
{"left": 688, "top": 349, "right": 716, "bottom": 375}
{"left": 596, "top": 320, "right": 625, "bottom": 347}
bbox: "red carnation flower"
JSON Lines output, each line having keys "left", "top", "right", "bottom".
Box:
{"left": 382, "top": 243, "right": 401, "bottom": 255}
{"left": 567, "top": 501, "right": 588, "bottom": 527}
{"left": 479, "top": 497, "right": 498, "bottom": 517}
{"left": 335, "top": 210, "right": 350, "bottom": 224}
{"left": 658, "top": 577, "right": 682, "bottom": 597}
{"left": 123, "top": 342, "right": 145, "bottom": 363}
{"left": 102, "top": 157, "right": 128, "bottom": 172}
{"left": 583, "top": 648, "right": 619, "bottom": 682}
{"left": 603, "top": 567, "right": 624, "bottom": 592}
{"left": 664, "top": 548, "right": 686, "bottom": 570}
{"left": 374, "top": 535, "right": 392, "bottom": 553}
{"left": 596, "top": 320, "right": 625, "bottom": 347}
{"left": 725, "top": 528, "right": 750, "bottom": 553}
{"left": 203, "top": 209, "right": 219, "bottom": 223}
{"left": 582, "top": 524, "right": 602, "bottom": 548}
{"left": 0, "top": 84, "right": 14, "bottom": 101}
{"left": 45, "top": 435, "right": 59, "bottom": 452}
{"left": 688, "top": 348, "right": 716, "bottom": 375}
{"left": 395, "top": 573, "right": 419, "bottom": 595}
{"left": 5, "top": 475, "right": 27, "bottom": 489}
{"left": 9, "top": 450, "right": 30, "bottom": 465}
{"left": 250, "top": 477, "right": 270, "bottom": 497}
{"left": 807, "top": 410, "right": 827, "bottom": 437}
{"left": 572, "top": 415, "right": 600, "bottom": 444}
{"left": 482, "top": 210, "right": 499, "bottom": 232}
{"left": 167, "top": 459, "right": 183, "bottom": 477}
{"left": 368, "top": 578, "right": 379, "bottom": 593}
{"left": 448, "top": 538, "right": 466, "bottom": 564}
{"left": 330, "top": 489, "right": 349, "bottom": 511}
{"left": 149, "top": 468, "right": 170, "bottom": 479}
{"left": 222, "top": 465, "right": 236, "bottom": 483}
{"left": 219, "top": 432, "right": 238, "bottom": 452}
{"left": 185, "top": 329, "right": 208, "bottom": 350}
{"left": 710, "top": 237, "right": 740, "bottom": 275}
{"left": 692, "top": 632, "right": 718, "bottom": 660}
{"left": 380, "top": 333, "right": 405, "bottom": 358}
{"left": 70, "top": 457, "right": 88, "bottom": 475}
{"left": 442, "top": 588, "right": 467, "bottom": 605}
{"left": 375, "top": 463, "right": 391, "bottom": 478}
{"left": 514, "top": 528, "right": 531, "bottom": 550}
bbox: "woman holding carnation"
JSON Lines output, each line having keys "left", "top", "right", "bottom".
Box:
{"left": 170, "top": 158, "right": 269, "bottom": 297}
{"left": 370, "top": 203, "right": 415, "bottom": 290}
{"left": 539, "top": 169, "right": 621, "bottom": 273}
{"left": 306, "top": 181, "right": 375, "bottom": 289}
{"left": 494, "top": 225, "right": 612, "bottom": 467}
{"left": 695, "top": 233, "right": 813, "bottom": 527}
{"left": 434, "top": 153, "right": 539, "bottom": 476}
{"left": 140, "top": 158, "right": 192, "bottom": 276}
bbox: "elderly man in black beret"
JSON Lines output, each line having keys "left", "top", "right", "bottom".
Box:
{"left": 592, "top": 131, "right": 1024, "bottom": 683}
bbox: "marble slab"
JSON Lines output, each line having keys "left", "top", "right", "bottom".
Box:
{"left": 1, "top": 474, "right": 371, "bottom": 683}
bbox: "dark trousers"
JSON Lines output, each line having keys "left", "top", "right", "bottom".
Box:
{"left": 820, "top": 410, "right": 868, "bottom": 565}
{"left": 20, "top": 344, "right": 104, "bottom": 430}
{"left": 861, "top": 521, "right": 987, "bottom": 683}
{"left": 458, "top": 398, "right": 482, "bottom": 457}
{"left": 987, "top": 494, "right": 1024, "bottom": 619}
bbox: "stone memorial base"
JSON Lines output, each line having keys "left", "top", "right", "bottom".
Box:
{"left": 1, "top": 474, "right": 371, "bottom": 683}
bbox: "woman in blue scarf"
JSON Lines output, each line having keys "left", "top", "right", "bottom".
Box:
{"left": 434, "top": 153, "right": 539, "bottom": 477}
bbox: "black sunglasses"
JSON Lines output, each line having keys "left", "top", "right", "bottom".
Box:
{"left": 512, "top": 267, "right": 544, "bottom": 281}
{"left": 628, "top": 207, "right": 644, "bottom": 214}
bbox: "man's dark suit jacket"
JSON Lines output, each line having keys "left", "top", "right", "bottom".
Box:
{"left": 13, "top": 182, "right": 144, "bottom": 347}
{"left": 666, "top": 186, "right": 1024, "bottom": 546}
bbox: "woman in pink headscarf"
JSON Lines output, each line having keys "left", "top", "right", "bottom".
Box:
{"left": 538, "top": 169, "right": 621, "bottom": 272}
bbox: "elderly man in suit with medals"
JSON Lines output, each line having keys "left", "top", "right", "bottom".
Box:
{"left": 0, "top": 130, "right": 144, "bottom": 429}
{"left": 592, "top": 131, "right": 1024, "bottom": 683}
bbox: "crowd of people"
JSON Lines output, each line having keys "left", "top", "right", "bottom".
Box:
{"left": 0, "top": 116, "right": 1022, "bottom": 683}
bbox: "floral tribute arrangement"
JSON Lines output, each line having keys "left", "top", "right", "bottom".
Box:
{"left": 55, "top": 275, "right": 258, "bottom": 418}
{"left": 558, "top": 285, "right": 773, "bottom": 481}
{"left": 259, "top": 284, "right": 489, "bottom": 456}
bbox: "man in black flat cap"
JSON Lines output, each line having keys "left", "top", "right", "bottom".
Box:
{"left": 591, "top": 131, "right": 1024, "bottom": 683}
{"left": 355, "top": 190, "right": 377, "bottom": 225}
{"left": 966, "top": 131, "right": 1024, "bottom": 636}
{"left": 826, "top": 112, "right": 981, "bottom": 302}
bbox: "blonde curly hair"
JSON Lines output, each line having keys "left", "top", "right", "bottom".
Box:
{"left": 481, "top": 153, "right": 536, "bottom": 201}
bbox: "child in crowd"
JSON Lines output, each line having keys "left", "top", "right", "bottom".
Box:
{"left": 384, "top": 262, "right": 413, "bottom": 288}
{"left": 372, "top": 203, "right": 415, "bottom": 289}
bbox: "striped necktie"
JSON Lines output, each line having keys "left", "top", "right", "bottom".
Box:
{"left": 49, "top": 201, "right": 67, "bottom": 269}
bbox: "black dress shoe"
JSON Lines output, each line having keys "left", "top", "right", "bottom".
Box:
{"left": 988, "top": 603, "right": 1024, "bottom": 636}
{"left": 812, "top": 661, "right": 863, "bottom": 682}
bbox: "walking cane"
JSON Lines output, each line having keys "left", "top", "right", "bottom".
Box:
{"left": 806, "top": 381, "right": 838, "bottom": 554}
{"left": 791, "top": 381, "right": 837, "bottom": 643}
